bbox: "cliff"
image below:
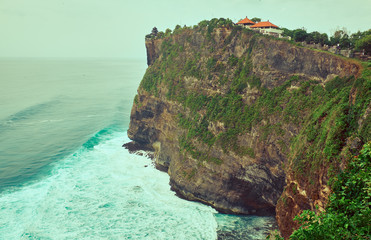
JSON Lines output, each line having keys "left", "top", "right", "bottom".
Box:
{"left": 127, "top": 19, "right": 370, "bottom": 238}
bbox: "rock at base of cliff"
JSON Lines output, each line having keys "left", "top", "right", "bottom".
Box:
{"left": 123, "top": 141, "right": 154, "bottom": 159}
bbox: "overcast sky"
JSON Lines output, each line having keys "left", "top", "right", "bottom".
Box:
{"left": 0, "top": 0, "right": 370, "bottom": 59}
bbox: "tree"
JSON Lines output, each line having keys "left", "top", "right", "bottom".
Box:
{"left": 355, "top": 35, "right": 371, "bottom": 54}
{"left": 198, "top": 20, "right": 209, "bottom": 28}
{"left": 151, "top": 27, "right": 158, "bottom": 37}
{"left": 309, "top": 31, "right": 322, "bottom": 44}
{"left": 320, "top": 33, "right": 329, "bottom": 45}
{"left": 165, "top": 28, "right": 172, "bottom": 37}
{"left": 251, "top": 17, "right": 261, "bottom": 23}
{"left": 293, "top": 28, "right": 308, "bottom": 42}
{"left": 305, "top": 32, "right": 314, "bottom": 44}
{"left": 173, "top": 24, "right": 183, "bottom": 34}
{"left": 305, "top": 31, "right": 329, "bottom": 45}
{"left": 330, "top": 28, "right": 349, "bottom": 46}
{"left": 350, "top": 30, "right": 365, "bottom": 45}
{"left": 329, "top": 29, "right": 353, "bottom": 49}
{"left": 333, "top": 28, "right": 349, "bottom": 38}
{"left": 351, "top": 29, "right": 371, "bottom": 52}
{"left": 157, "top": 31, "right": 164, "bottom": 38}
{"left": 281, "top": 28, "right": 294, "bottom": 38}
{"left": 339, "top": 34, "right": 351, "bottom": 49}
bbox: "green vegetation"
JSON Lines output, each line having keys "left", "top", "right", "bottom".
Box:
{"left": 146, "top": 18, "right": 235, "bottom": 41}
{"left": 289, "top": 70, "right": 370, "bottom": 183}
{"left": 355, "top": 34, "right": 371, "bottom": 54}
{"left": 140, "top": 20, "right": 371, "bottom": 238}
{"left": 139, "top": 67, "right": 161, "bottom": 96}
{"left": 148, "top": 18, "right": 370, "bottom": 55}
{"left": 282, "top": 27, "right": 371, "bottom": 52}
{"left": 140, "top": 19, "right": 370, "bottom": 171}
{"left": 134, "top": 94, "right": 139, "bottom": 104}
{"left": 290, "top": 142, "right": 371, "bottom": 239}
{"left": 251, "top": 17, "right": 261, "bottom": 23}
{"left": 139, "top": 18, "right": 371, "bottom": 239}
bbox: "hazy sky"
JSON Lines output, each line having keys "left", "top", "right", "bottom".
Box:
{"left": 0, "top": 0, "right": 370, "bottom": 59}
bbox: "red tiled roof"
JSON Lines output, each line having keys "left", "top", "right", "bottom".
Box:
{"left": 250, "top": 21, "right": 279, "bottom": 28}
{"left": 236, "top": 17, "right": 255, "bottom": 25}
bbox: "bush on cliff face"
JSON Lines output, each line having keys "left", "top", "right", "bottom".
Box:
{"left": 289, "top": 68, "right": 370, "bottom": 186}
{"left": 290, "top": 141, "right": 371, "bottom": 239}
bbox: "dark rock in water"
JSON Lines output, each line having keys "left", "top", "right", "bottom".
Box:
{"left": 123, "top": 141, "right": 153, "bottom": 153}
{"left": 123, "top": 141, "right": 155, "bottom": 160}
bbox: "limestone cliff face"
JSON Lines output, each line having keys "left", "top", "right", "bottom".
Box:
{"left": 128, "top": 23, "right": 367, "bottom": 237}
{"left": 145, "top": 38, "right": 163, "bottom": 66}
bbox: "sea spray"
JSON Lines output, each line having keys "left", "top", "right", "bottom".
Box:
{"left": 0, "top": 131, "right": 218, "bottom": 239}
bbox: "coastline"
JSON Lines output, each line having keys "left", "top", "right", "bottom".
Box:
{"left": 123, "top": 140, "right": 279, "bottom": 239}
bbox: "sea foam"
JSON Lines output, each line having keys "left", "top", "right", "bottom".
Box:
{"left": 0, "top": 130, "right": 217, "bottom": 239}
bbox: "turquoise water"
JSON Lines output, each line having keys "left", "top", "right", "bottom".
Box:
{"left": 0, "top": 59, "right": 274, "bottom": 239}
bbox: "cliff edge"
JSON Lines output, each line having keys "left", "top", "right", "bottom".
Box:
{"left": 127, "top": 19, "right": 370, "bottom": 238}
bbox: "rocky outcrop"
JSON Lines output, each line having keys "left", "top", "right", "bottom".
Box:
{"left": 127, "top": 22, "right": 367, "bottom": 237}
{"left": 145, "top": 38, "right": 163, "bottom": 66}
{"left": 250, "top": 39, "right": 360, "bottom": 88}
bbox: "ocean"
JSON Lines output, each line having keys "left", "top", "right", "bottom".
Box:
{"left": 0, "top": 58, "right": 275, "bottom": 239}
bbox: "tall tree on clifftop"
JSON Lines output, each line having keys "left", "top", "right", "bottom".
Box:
{"left": 151, "top": 27, "right": 158, "bottom": 37}
{"left": 251, "top": 17, "right": 261, "bottom": 23}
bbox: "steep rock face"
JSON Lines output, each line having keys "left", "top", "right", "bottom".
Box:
{"left": 129, "top": 91, "right": 286, "bottom": 215}
{"left": 128, "top": 94, "right": 183, "bottom": 170}
{"left": 276, "top": 103, "right": 371, "bottom": 239}
{"left": 128, "top": 23, "right": 367, "bottom": 236}
{"left": 145, "top": 38, "right": 163, "bottom": 66}
{"left": 250, "top": 39, "right": 360, "bottom": 88}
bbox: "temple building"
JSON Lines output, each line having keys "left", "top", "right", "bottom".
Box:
{"left": 250, "top": 20, "right": 284, "bottom": 38}
{"left": 250, "top": 21, "right": 279, "bottom": 29}
{"left": 236, "top": 17, "right": 255, "bottom": 27}
{"left": 236, "top": 17, "right": 285, "bottom": 39}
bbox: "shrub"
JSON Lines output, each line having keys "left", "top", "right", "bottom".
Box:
{"left": 290, "top": 142, "right": 371, "bottom": 239}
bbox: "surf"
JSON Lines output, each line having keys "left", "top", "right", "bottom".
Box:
{"left": 0, "top": 129, "right": 218, "bottom": 239}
